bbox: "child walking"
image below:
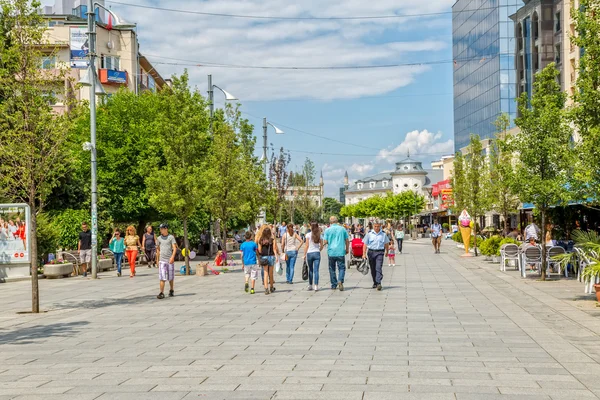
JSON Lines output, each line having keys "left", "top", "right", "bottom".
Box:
{"left": 240, "top": 231, "right": 259, "bottom": 294}
{"left": 387, "top": 242, "right": 396, "bottom": 266}
{"left": 156, "top": 223, "right": 177, "bottom": 299}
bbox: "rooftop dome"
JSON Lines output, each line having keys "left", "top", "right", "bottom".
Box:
{"left": 391, "top": 152, "right": 427, "bottom": 175}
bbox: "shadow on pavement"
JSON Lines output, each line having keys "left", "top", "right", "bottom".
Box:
{"left": 48, "top": 293, "right": 197, "bottom": 310}
{"left": 0, "top": 321, "right": 89, "bottom": 345}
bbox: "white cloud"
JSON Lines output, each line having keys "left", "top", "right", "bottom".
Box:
{"left": 377, "top": 130, "right": 454, "bottom": 162}
{"left": 90, "top": 0, "right": 454, "bottom": 100}
{"left": 321, "top": 129, "right": 454, "bottom": 196}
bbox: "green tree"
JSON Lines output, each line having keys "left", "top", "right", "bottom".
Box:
{"left": 203, "top": 106, "right": 267, "bottom": 249}
{"left": 323, "top": 197, "right": 343, "bottom": 220}
{"left": 451, "top": 151, "right": 467, "bottom": 213}
{"left": 489, "top": 114, "right": 520, "bottom": 234}
{"left": 0, "top": 0, "right": 75, "bottom": 312}
{"left": 461, "top": 134, "right": 491, "bottom": 256}
{"left": 513, "top": 64, "right": 574, "bottom": 280}
{"left": 571, "top": 0, "right": 600, "bottom": 202}
{"left": 146, "top": 72, "right": 209, "bottom": 274}
{"left": 267, "top": 147, "right": 291, "bottom": 222}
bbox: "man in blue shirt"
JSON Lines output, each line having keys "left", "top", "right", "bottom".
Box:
{"left": 323, "top": 216, "right": 349, "bottom": 291}
{"left": 278, "top": 222, "right": 287, "bottom": 239}
{"left": 362, "top": 221, "right": 389, "bottom": 291}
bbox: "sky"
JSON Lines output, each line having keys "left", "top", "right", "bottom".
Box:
{"left": 48, "top": 0, "right": 457, "bottom": 197}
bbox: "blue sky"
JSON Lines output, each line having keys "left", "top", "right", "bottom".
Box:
{"left": 47, "top": 0, "right": 457, "bottom": 196}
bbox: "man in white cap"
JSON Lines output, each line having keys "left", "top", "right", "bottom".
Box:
{"left": 362, "top": 220, "right": 389, "bottom": 291}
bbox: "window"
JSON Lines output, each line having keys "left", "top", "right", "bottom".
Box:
{"left": 357, "top": 183, "right": 363, "bottom": 189}
{"left": 101, "top": 55, "right": 120, "bottom": 70}
{"left": 413, "top": 183, "right": 419, "bottom": 188}
{"left": 41, "top": 56, "right": 55, "bottom": 69}
{"left": 555, "top": 12, "right": 561, "bottom": 32}
{"left": 403, "top": 183, "right": 409, "bottom": 188}
{"left": 555, "top": 44, "right": 561, "bottom": 64}
{"left": 369, "top": 182, "right": 375, "bottom": 189}
{"left": 382, "top": 181, "right": 388, "bottom": 188}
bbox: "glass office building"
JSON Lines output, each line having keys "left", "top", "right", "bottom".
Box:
{"left": 452, "top": 0, "right": 519, "bottom": 151}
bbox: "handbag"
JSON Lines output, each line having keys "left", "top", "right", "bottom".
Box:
{"left": 259, "top": 257, "right": 269, "bottom": 266}
{"left": 276, "top": 259, "right": 284, "bottom": 275}
{"left": 302, "top": 258, "right": 309, "bottom": 281}
{"left": 357, "top": 259, "right": 369, "bottom": 275}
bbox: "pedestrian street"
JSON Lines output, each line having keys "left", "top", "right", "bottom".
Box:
{"left": 1, "top": 240, "right": 600, "bottom": 400}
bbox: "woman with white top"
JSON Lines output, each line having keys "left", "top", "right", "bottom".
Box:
{"left": 281, "top": 224, "right": 303, "bottom": 284}
{"left": 303, "top": 222, "right": 323, "bottom": 291}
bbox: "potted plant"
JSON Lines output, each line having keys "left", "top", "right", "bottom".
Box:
{"left": 479, "top": 238, "right": 492, "bottom": 261}
{"left": 581, "top": 264, "right": 600, "bottom": 302}
{"left": 43, "top": 258, "right": 73, "bottom": 279}
{"left": 97, "top": 254, "right": 113, "bottom": 271}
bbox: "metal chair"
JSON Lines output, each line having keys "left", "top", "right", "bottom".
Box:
{"left": 522, "top": 246, "right": 542, "bottom": 278}
{"left": 546, "top": 246, "right": 566, "bottom": 277}
{"left": 574, "top": 247, "right": 598, "bottom": 294}
{"left": 501, "top": 244, "right": 520, "bottom": 272}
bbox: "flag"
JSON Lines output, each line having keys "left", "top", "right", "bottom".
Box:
{"left": 107, "top": 13, "right": 113, "bottom": 30}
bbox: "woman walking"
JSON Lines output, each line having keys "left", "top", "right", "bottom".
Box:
{"left": 303, "top": 222, "right": 323, "bottom": 291}
{"left": 142, "top": 225, "right": 157, "bottom": 268}
{"left": 281, "top": 223, "right": 303, "bottom": 284}
{"left": 109, "top": 229, "right": 125, "bottom": 277}
{"left": 394, "top": 224, "right": 404, "bottom": 254}
{"left": 258, "top": 227, "right": 279, "bottom": 295}
{"left": 124, "top": 226, "right": 141, "bottom": 278}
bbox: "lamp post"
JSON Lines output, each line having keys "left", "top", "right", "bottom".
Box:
{"left": 207, "top": 74, "right": 237, "bottom": 132}
{"left": 425, "top": 187, "right": 433, "bottom": 227}
{"left": 81, "top": 1, "right": 134, "bottom": 279}
{"left": 261, "top": 118, "right": 285, "bottom": 176}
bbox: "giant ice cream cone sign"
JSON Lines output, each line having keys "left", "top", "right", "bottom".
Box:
{"left": 459, "top": 209, "right": 473, "bottom": 257}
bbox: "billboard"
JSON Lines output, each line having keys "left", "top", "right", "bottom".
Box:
{"left": 70, "top": 27, "right": 89, "bottom": 68}
{"left": 0, "top": 204, "right": 31, "bottom": 264}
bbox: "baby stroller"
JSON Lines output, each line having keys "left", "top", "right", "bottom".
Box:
{"left": 348, "top": 236, "right": 364, "bottom": 269}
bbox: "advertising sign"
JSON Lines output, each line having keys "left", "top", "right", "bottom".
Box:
{"left": 0, "top": 204, "right": 31, "bottom": 265}
{"left": 70, "top": 27, "right": 89, "bottom": 68}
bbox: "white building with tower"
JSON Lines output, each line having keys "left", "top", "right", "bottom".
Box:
{"left": 344, "top": 155, "right": 443, "bottom": 207}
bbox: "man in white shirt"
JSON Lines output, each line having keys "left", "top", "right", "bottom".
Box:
{"left": 525, "top": 220, "right": 540, "bottom": 242}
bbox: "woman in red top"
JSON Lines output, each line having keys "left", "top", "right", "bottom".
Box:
{"left": 16, "top": 220, "right": 26, "bottom": 250}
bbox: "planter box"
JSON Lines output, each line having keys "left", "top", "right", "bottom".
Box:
{"left": 98, "top": 258, "right": 113, "bottom": 272}
{"left": 44, "top": 262, "right": 74, "bottom": 279}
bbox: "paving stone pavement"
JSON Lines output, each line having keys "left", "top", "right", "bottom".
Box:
{"left": 1, "top": 239, "right": 600, "bottom": 400}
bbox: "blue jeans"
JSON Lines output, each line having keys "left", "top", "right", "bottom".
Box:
{"left": 285, "top": 250, "right": 298, "bottom": 283}
{"left": 328, "top": 256, "right": 346, "bottom": 288}
{"left": 114, "top": 252, "right": 124, "bottom": 274}
{"left": 306, "top": 252, "right": 321, "bottom": 285}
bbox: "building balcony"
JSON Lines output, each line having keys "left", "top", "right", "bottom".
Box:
{"left": 99, "top": 69, "right": 128, "bottom": 85}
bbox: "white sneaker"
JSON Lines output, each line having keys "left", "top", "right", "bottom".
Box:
{"left": 314, "top": 285, "right": 318, "bottom": 292}
{"left": 307, "top": 285, "right": 313, "bottom": 291}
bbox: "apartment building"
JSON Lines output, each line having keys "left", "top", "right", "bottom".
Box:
{"left": 511, "top": 0, "right": 580, "bottom": 107}
{"left": 40, "top": 11, "right": 166, "bottom": 112}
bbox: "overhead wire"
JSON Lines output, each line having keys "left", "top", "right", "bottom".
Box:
{"left": 104, "top": 2, "right": 525, "bottom": 21}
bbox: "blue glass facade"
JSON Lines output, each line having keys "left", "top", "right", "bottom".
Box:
{"left": 452, "top": 0, "right": 518, "bottom": 151}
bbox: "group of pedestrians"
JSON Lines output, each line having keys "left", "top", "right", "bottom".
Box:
{"left": 78, "top": 222, "right": 177, "bottom": 299}
{"left": 239, "top": 216, "right": 396, "bottom": 295}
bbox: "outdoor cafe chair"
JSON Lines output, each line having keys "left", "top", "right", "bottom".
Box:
{"left": 574, "top": 247, "right": 599, "bottom": 294}
{"left": 546, "top": 246, "right": 566, "bottom": 277}
{"left": 522, "top": 246, "right": 542, "bottom": 278}
{"left": 501, "top": 244, "right": 520, "bottom": 272}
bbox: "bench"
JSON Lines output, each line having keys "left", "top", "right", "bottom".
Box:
{"left": 58, "top": 250, "right": 82, "bottom": 276}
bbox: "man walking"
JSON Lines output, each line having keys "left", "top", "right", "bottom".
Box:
{"left": 323, "top": 216, "right": 349, "bottom": 291}
{"left": 431, "top": 218, "right": 442, "bottom": 254}
{"left": 78, "top": 221, "right": 92, "bottom": 277}
{"left": 278, "top": 222, "right": 287, "bottom": 239}
{"left": 362, "top": 221, "right": 389, "bottom": 291}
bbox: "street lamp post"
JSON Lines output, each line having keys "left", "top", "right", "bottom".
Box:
{"left": 81, "top": 1, "right": 134, "bottom": 279}
{"left": 207, "top": 74, "right": 237, "bottom": 132}
{"left": 261, "top": 118, "right": 284, "bottom": 176}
